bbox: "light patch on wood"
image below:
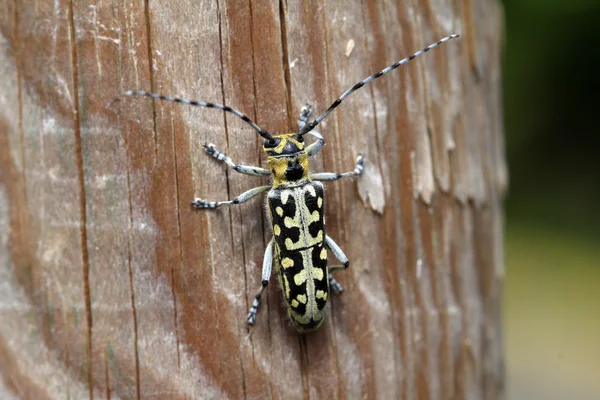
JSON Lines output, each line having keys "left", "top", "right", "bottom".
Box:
{"left": 345, "top": 39, "right": 355, "bottom": 57}
{"left": 0, "top": 188, "right": 101, "bottom": 400}
{"left": 357, "top": 155, "right": 386, "bottom": 214}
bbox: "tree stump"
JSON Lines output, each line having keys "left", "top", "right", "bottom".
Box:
{"left": 0, "top": 0, "right": 506, "bottom": 399}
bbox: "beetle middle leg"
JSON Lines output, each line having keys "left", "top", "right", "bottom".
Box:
{"left": 311, "top": 154, "right": 365, "bottom": 181}
{"left": 325, "top": 235, "right": 350, "bottom": 295}
{"left": 247, "top": 239, "right": 274, "bottom": 326}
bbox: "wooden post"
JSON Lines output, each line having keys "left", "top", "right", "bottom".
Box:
{"left": 0, "top": 0, "right": 506, "bottom": 398}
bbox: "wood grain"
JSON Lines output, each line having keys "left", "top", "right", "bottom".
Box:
{"left": 0, "top": 0, "right": 506, "bottom": 398}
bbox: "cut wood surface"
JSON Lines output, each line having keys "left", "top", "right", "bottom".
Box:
{"left": 0, "top": 0, "right": 506, "bottom": 399}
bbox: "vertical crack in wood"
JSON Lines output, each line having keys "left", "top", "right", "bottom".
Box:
{"left": 215, "top": 0, "right": 248, "bottom": 396}
{"left": 143, "top": 0, "right": 158, "bottom": 159}
{"left": 315, "top": 7, "right": 345, "bottom": 395}
{"left": 124, "top": 160, "right": 141, "bottom": 400}
{"left": 12, "top": 0, "right": 28, "bottom": 250}
{"left": 278, "top": 0, "right": 293, "bottom": 131}
{"left": 66, "top": 1, "right": 93, "bottom": 398}
{"left": 245, "top": 4, "right": 275, "bottom": 394}
{"left": 359, "top": 0, "right": 402, "bottom": 391}
{"left": 171, "top": 133, "right": 182, "bottom": 371}
{"left": 104, "top": 350, "right": 110, "bottom": 400}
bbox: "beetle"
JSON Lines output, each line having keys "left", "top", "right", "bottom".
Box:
{"left": 125, "top": 34, "right": 459, "bottom": 332}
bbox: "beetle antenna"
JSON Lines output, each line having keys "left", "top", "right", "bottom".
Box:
{"left": 299, "top": 34, "right": 460, "bottom": 135}
{"left": 123, "top": 90, "right": 274, "bottom": 141}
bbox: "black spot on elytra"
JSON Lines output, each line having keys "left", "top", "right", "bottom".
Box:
{"left": 308, "top": 219, "right": 322, "bottom": 239}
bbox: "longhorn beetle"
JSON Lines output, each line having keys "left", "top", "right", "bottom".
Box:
{"left": 125, "top": 34, "right": 459, "bottom": 332}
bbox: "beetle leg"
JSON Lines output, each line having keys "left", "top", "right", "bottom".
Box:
{"left": 305, "top": 131, "right": 325, "bottom": 157}
{"left": 203, "top": 143, "right": 270, "bottom": 176}
{"left": 247, "top": 240, "right": 274, "bottom": 326}
{"left": 298, "top": 103, "right": 313, "bottom": 131}
{"left": 328, "top": 273, "right": 344, "bottom": 295}
{"left": 311, "top": 154, "right": 365, "bottom": 181}
{"left": 325, "top": 235, "right": 350, "bottom": 295}
{"left": 192, "top": 185, "right": 271, "bottom": 209}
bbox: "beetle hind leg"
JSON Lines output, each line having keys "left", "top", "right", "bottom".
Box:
{"left": 247, "top": 282, "right": 268, "bottom": 325}
{"left": 247, "top": 240, "right": 274, "bottom": 326}
{"left": 328, "top": 273, "right": 344, "bottom": 295}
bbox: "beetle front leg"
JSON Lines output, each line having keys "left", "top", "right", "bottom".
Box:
{"left": 311, "top": 154, "right": 365, "bottom": 181}
{"left": 192, "top": 185, "right": 270, "bottom": 209}
{"left": 305, "top": 131, "right": 325, "bottom": 157}
{"left": 298, "top": 103, "right": 313, "bottom": 131}
{"left": 247, "top": 239, "right": 274, "bottom": 326}
{"left": 203, "top": 143, "right": 270, "bottom": 177}
{"left": 298, "top": 104, "right": 325, "bottom": 157}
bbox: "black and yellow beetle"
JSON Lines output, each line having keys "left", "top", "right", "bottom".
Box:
{"left": 125, "top": 34, "right": 459, "bottom": 332}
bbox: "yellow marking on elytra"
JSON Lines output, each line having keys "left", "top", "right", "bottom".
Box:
{"left": 282, "top": 274, "right": 291, "bottom": 298}
{"left": 274, "top": 225, "right": 281, "bottom": 236}
{"left": 312, "top": 267, "right": 324, "bottom": 281}
{"left": 310, "top": 210, "right": 320, "bottom": 223}
{"left": 285, "top": 238, "right": 295, "bottom": 249}
{"left": 291, "top": 299, "right": 299, "bottom": 308}
{"left": 320, "top": 248, "right": 327, "bottom": 260}
{"left": 316, "top": 290, "right": 327, "bottom": 300}
{"left": 284, "top": 216, "right": 298, "bottom": 228}
{"left": 297, "top": 294, "right": 307, "bottom": 304}
{"left": 317, "top": 197, "right": 323, "bottom": 208}
{"left": 281, "top": 190, "right": 290, "bottom": 204}
{"left": 306, "top": 185, "right": 316, "bottom": 197}
{"left": 276, "top": 207, "right": 284, "bottom": 216}
{"left": 281, "top": 257, "right": 294, "bottom": 269}
{"left": 294, "top": 270, "right": 308, "bottom": 286}
{"left": 316, "top": 231, "right": 323, "bottom": 242}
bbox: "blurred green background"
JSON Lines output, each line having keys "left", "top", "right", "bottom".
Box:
{"left": 502, "top": 0, "right": 600, "bottom": 398}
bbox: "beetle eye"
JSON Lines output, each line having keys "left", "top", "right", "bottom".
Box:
{"left": 295, "top": 135, "right": 304, "bottom": 143}
{"left": 263, "top": 138, "right": 280, "bottom": 148}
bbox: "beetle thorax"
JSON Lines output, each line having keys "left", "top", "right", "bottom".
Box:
{"left": 267, "top": 153, "right": 310, "bottom": 187}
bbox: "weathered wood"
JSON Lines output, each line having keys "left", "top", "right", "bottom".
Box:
{"left": 0, "top": 0, "right": 506, "bottom": 399}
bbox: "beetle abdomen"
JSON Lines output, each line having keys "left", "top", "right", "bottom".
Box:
{"left": 275, "top": 243, "right": 329, "bottom": 332}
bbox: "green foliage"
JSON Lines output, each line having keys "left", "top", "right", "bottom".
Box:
{"left": 502, "top": 0, "right": 600, "bottom": 238}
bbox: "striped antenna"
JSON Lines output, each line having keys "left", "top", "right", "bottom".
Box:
{"left": 123, "top": 90, "right": 274, "bottom": 141}
{"left": 299, "top": 34, "right": 460, "bottom": 135}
